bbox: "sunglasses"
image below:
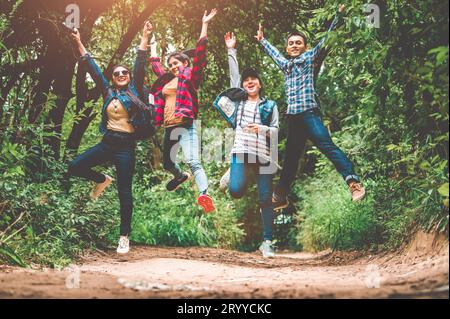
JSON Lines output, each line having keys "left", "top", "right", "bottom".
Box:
{"left": 113, "top": 70, "right": 130, "bottom": 77}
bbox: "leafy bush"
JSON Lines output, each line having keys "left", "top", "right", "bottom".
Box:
{"left": 294, "top": 173, "right": 380, "bottom": 252}
{"left": 130, "top": 178, "right": 244, "bottom": 249}
{"left": 0, "top": 169, "right": 119, "bottom": 267}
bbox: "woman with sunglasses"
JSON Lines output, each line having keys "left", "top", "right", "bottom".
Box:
{"left": 67, "top": 22, "right": 153, "bottom": 254}
{"left": 212, "top": 32, "right": 279, "bottom": 258}
{"left": 148, "top": 9, "right": 217, "bottom": 213}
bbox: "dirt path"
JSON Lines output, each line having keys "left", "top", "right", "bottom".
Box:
{"left": 0, "top": 232, "right": 448, "bottom": 299}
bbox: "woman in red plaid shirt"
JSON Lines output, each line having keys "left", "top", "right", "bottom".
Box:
{"left": 148, "top": 9, "right": 217, "bottom": 213}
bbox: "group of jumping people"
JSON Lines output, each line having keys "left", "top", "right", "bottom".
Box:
{"left": 67, "top": 5, "right": 366, "bottom": 257}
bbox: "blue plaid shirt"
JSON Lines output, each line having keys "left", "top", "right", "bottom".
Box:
{"left": 260, "top": 13, "right": 341, "bottom": 115}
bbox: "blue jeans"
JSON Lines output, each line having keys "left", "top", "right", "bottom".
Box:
{"left": 229, "top": 153, "right": 274, "bottom": 241}
{"left": 163, "top": 122, "right": 208, "bottom": 194}
{"left": 68, "top": 131, "right": 135, "bottom": 236}
{"left": 277, "top": 109, "right": 359, "bottom": 196}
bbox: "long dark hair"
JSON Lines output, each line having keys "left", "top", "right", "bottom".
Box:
{"left": 166, "top": 49, "right": 195, "bottom": 67}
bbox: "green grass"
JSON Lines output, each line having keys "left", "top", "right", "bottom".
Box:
{"left": 294, "top": 173, "right": 380, "bottom": 252}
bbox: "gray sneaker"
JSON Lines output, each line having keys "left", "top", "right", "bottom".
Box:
{"left": 259, "top": 240, "right": 275, "bottom": 258}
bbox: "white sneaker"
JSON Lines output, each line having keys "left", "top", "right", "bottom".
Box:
{"left": 259, "top": 240, "right": 275, "bottom": 258}
{"left": 219, "top": 168, "right": 230, "bottom": 192}
{"left": 116, "top": 236, "right": 130, "bottom": 254}
{"left": 90, "top": 175, "right": 113, "bottom": 200}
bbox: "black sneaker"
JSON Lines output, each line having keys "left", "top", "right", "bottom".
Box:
{"left": 166, "top": 172, "right": 192, "bottom": 191}
{"left": 272, "top": 192, "right": 289, "bottom": 211}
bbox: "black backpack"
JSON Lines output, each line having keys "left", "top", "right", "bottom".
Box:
{"left": 124, "top": 87, "right": 156, "bottom": 140}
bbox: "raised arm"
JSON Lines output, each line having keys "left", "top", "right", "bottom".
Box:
{"left": 71, "top": 28, "right": 87, "bottom": 56}
{"left": 306, "top": 4, "right": 345, "bottom": 60}
{"left": 199, "top": 8, "right": 217, "bottom": 40}
{"left": 255, "top": 24, "right": 289, "bottom": 71}
{"left": 133, "top": 21, "right": 152, "bottom": 92}
{"left": 225, "top": 32, "right": 240, "bottom": 88}
{"left": 70, "top": 29, "right": 109, "bottom": 92}
{"left": 192, "top": 9, "right": 217, "bottom": 89}
{"left": 148, "top": 30, "right": 165, "bottom": 78}
{"left": 149, "top": 34, "right": 158, "bottom": 59}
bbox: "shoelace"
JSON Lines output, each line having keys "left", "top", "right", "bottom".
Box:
{"left": 119, "top": 238, "right": 128, "bottom": 248}
{"left": 350, "top": 183, "right": 362, "bottom": 193}
{"left": 263, "top": 241, "right": 273, "bottom": 249}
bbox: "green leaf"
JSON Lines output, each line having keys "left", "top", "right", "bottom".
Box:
{"left": 419, "top": 160, "right": 431, "bottom": 170}
{"left": 428, "top": 46, "right": 449, "bottom": 64}
{"left": 386, "top": 144, "right": 399, "bottom": 151}
{"left": 416, "top": 66, "right": 432, "bottom": 75}
{"left": 0, "top": 244, "right": 27, "bottom": 267}
{"left": 438, "top": 183, "right": 449, "bottom": 197}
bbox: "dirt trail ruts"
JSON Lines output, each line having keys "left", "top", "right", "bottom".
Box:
{"left": 0, "top": 231, "right": 448, "bottom": 299}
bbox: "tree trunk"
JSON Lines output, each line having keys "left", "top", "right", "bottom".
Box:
{"left": 44, "top": 50, "right": 76, "bottom": 160}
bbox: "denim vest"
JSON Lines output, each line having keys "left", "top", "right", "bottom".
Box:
{"left": 212, "top": 88, "right": 276, "bottom": 129}
{"left": 80, "top": 49, "right": 148, "bottom": 134}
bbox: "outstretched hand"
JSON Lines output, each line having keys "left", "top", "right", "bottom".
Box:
{"left": 254, "top": 23, "right": 264, "bottom": 42}
{"left": 70, "top": 28, "right": 81, "bottom": 43}
{"left": 202, "top": 8, "right": 218, "bottom": 24}
{"left": 143, "top": 21, "right": 153, "bottom": 38}
{"left": 70, "top": 28, "right": 87, "bottom": 56}
{"left": 224, "top": 32, "right": 236, "bottom": 49}
{"left": 339, "top": 4, "right": 345, "bottom": 13}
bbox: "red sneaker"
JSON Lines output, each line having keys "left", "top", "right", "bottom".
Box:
{"left": 197, "top": 194, "right": 215, "bottom": 213}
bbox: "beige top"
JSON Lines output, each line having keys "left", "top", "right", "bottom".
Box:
{"left": 106, "top": 99, "right": 135, "bottom": 133}
{"left": 163, "top": 77, "right": 187, "bottom": 128}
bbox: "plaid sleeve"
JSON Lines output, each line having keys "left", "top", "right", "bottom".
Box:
{"left": 308, "top": 12, "right": 342, "bottom": 59}
{"left": 260, "top": 38, "right": 288, "bottom": 71}
{"left": 191, "top": 36, "right": 208, "bottom": 90}
{"left": 149, "top": 57, "right": 166, "bottom": 78}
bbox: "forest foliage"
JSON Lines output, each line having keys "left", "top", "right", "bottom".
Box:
{"left": 0, "top": 0, "right": 448, "bottom": 266}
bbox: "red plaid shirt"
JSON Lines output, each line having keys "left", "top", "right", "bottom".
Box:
{"left": 149, "top": 36, "right": 208, "bottom": 126}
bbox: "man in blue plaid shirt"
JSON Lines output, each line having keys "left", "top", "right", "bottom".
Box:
{"left": 256, "top": 4, "right": 366, "bottom": 209}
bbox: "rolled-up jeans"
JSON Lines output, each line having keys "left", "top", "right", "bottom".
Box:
{"left": 163, "top": 121, "right": 208, "bottom": 194}
{"left": 276, "top": 109, "right": 360, "bottom": 197}
{"left": 68, "top": 130, "right": 135, "bottom": 236}
{"left": 229, "top": 153, "right": 275, "bottom": 241}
